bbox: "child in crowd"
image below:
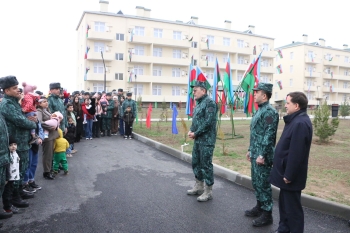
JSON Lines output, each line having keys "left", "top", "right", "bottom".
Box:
{"left": 64, "top": 116, "right": 76, "bottom": 157}
{"left": 21, "top": 82, "right": 42, "bottom": 144}
{"left": 111, "top": 96, "right": 119, "bottom": 135}
{"left": 53, "top": 128, "right": 69, "bottom": 175}
{"left": 100, "top": 93, "right": 108, "bottom": 116}
{"left": 66, "top": 103, "right": 77, "bottom": 154}
{"left": 2, "top": 136, "right": 24, "bottom": 214}
{"left": 123, "top": 106, "right": 135, "bottom": 139}
{"left": 43, "top": 111, "right": 63, "bottom": 138}
{"left": 83, "top": 99, "right": 97, "bottom": 124}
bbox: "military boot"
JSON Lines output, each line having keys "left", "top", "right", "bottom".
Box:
{"left": 107, "top": 130, "right": 111, "bottom": 137}
{"left": 252, "top": 210, "right": 273, "bottom": 227}
{"left": 187, "top": 179, "right": 204, "bottom": 195}
{"left": 197, "top": 184, "right": 213, "bottom": 202}
{"left": 245, "top": 201, "right": 262, "bottom": 217}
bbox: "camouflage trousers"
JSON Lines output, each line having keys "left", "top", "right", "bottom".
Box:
{"left": 101, "top": 117, "right": 111, "bottom": 131}
{"left": 192, "top": 143, "right": 214, "bottom": 186}
{"left": 0, "top": 165, "right": 6, "bottom": 195}
{"left": 251, "top": 160, "right": 273, "bottom": 211}
{"left": 13, "top": 150, "right": 29, "bottom": 189}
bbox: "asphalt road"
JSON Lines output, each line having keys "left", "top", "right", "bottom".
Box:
{"left": 1, "top": 136, "right": 349, "bottom": 233}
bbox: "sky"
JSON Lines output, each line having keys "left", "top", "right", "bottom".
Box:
{"left": 0, "top": 0, "right": 349, "bottom": 93}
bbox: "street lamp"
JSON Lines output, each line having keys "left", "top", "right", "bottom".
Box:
{"left": 101, "top": 50, "right": 106, "bottom": 92}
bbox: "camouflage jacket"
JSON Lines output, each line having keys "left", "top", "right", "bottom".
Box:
{"left": 0, "top": 113, "right": 10, "bottom": 167}
{"left": 101, "top": 99, "right": 115, "bottom": 118}
{"left": 248, "top": 101, "right": 279, "bottom": 166}
{"left": 48, "top": 94, "right": 67, "bottom": 131}
{"left": 121, "top": 99, "right": 137, "bottom": 117}
{"left": 190, "top": 94, "right": 218, "bottom": 146}
{"left": 0, "top": 95, "right": 36, "bottom": 152}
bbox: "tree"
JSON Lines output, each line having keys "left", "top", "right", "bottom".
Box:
{"left": 313, "top": 101, "right": 339, "bottom": 143}
{"left": 339, "top": 102, "right": 350, "bottom": 119}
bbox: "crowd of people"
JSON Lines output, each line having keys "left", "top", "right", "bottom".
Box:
{"left": 0, "top": 76, "right": 137, "bottom": 228}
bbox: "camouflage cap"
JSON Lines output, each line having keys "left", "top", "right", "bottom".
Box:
{"left": 190, "top": 81, "right": 208, "bottom": 90}
{"left": 252, "top": 83, "right": 273, "bottom": 93}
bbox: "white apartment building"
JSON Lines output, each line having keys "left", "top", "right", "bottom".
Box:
{"left": 76, "top": 1, "right": 275, "bottom": 102}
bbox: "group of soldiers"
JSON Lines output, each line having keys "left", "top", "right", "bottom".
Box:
{"left": 186, "top": 81, "right": 313, "bottom": 232}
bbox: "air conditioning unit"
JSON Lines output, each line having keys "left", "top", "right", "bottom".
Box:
{"left": 181, "top": 70, "right": 187, "bottom": 76}
{"left": 105, "top": 46, "right": 110, "bottom": 52}
{"left": 244, "top": 60, "right": 248, "bottom": 64}
{"left": 201, "top": 37, "right": 207, "bottom": 42}
{"left": 244, "top": 42, "right": 249, "bottom": 48}
{"left": 106, "top": 27, "right": 110, "bottom": 32}
{"left": 182, "top": 53, "right": 188, "bottom": 58}
{"left": 128, "top": 28, "right": 134, "bottom": 33}
{"left": 182, "top": 35, "right": 189, "bottom": 40}
{"left": 105, "top": 67, "right": 109, "bottom": 72}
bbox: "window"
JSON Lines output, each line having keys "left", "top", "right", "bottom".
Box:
{"left": 134, "top": 65, "right": 144, "bottom": 75}
{"left": 325, "top": 53, "right": 332, "bottom": 60}
{"left": 306, "top": 93, "right": 313, "bottom": 100}
{"left": 154, "top": 28, "right": 163, "bottom": 38}
{"left": 324, "top": 81, "right": 330, "bottom": 87}
{"left": 207, "top": 35, "right": 214, "bottom": 45}
{"left": 94, "top": 22, "right": 105, "bottom": 32}
{"left": 172, "top": 86, "right": 181, "bottom": 96}
{"left": 93, "top": 83, "right": 105, "bottom": 92}
{"left": 343, "top": 82, "right": 349, "bottom": 88}
{"left": 237, "top": 39, "right": 244, "bottom": 48}
{"left": 308, "top": 51, "right": 314, "bottom": 60}
{"left": 134, "top": 26, "right": 145, "bottom": 36}
{"left": 153, "top": 47, "right": 162, "bottom": 57}
{"left": 345, "top": 56, "right": 349, "bottom": 63}
{"left": 223, "top": 56, "right": 229, "bottom": 63}
{"left": 115, "top": 53, "right": 123, "bottom": 60}
{"left": 93, "top": 62, "right": 104, "bottom": 73}
{"left": 274, "top": 92, "right": 278, "bottom": 100}
{"left": 173, "top": 49, "right": 181, "bottom": 58}
{"left": 153, "top": 66, "right": 162, "bottom": 76}
{"left": 116, "top": 33, "right": 124, "bottom": 41}
{"left": 324, "top": 68, "right": 331, "bottom": 74}
{"left": 193, "top": 59, "right": 197, "bottom": 66}
{"left": 207, "top": 53, "right": 214, "bottom": 62}
{"left": 290, "top": 52, "right": 294, "bottom": 60}
{"left": 191, "top": 42, "right": 197, "bottom": 48}
{"left": 223, "top": 37, "right": 230, "bottom": 46}
{"left": 115, "top": 73, "right": 123, "bottom": 80}
{"left": 134, "top": 84, "right": 143, "bottom": 95}
{"left": 306, "top": 78, "right": 312, "bottom": 86}
{"left": 289, "top": 79, "right": 293, "bottom": 86}
{"left": 343, "top": 94, "right": 348, "bottom": 101}
{"left": 173, "top": 31, "right": 181, "bottom": 40}
{"left": 345, "top": 70, "right": 349, "bottom": 76}
{"left": 135, "top": 46, "right": 144, "bottom": 55}
{"left": 94, "top": 42, "right": 105, "bottom": 52}
{"left": 238, "top": 56, "right": 244, "bottom": 64}
{"left": 172, "top": 68, "right": 181, "bottom": 77}
{"left": 237, "top": 72, "right": 243, "bottom": 81}
{"left": 261, "top": 59, "right": 269, "bottom": 67}
{"left": 152, "top": 85, "right": 162, "bottom": 95}
{"left": 206, "top": 70, "right": 214, "bottom": 79}
{"left": 307, "top": 65, "right": 313, "bottom": 72}
{"left": 262, "top": 43, "right": 269, "bottom": 51}
{"left": 290, "top": 65, "right": 293, "bottom": 73}
{"left": 260, "top": 75, "right": 268, "bottom": 83}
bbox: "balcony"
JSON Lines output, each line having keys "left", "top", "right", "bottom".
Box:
{"left": 304, "top": 85, "right": 317, "bottom": 92}
{"left": 323, "top": 59, "right": 338, "bottom": 67}
{"left": 334, "top": 74, "right": 350, "bottom": 81}
{"left": 85, "top": 73, "right": 114, "bottom": 81}
{"left": 128, "top": 55, "right": 151, "bottom": 64}
{"left": 261, "top": 50, "right": 276, "bottom": 58}
{"left": 336, "top": 87, "right": 350, "bottom": 93}
{"left": 134, "top": 75, "right": 188, "bottom": 84}
{"left": 153, "top": 37, "right": 191, "bottom": 48}
{"left": 339, "top": 62, "right": 350, "bottom": 68}
{"left": 140, "top": 95, "right": 187, "bottom": 102}
{"left": 305, "top": 58, "right": 320, "bottom": 64}
{"left": 236, "top": 47, "right": 252, "bottom": 55}
{"left": 87, "top": 52, "right": 114, "bottom": 61}
{"left": 260, "top": 66, "right": 275, "bottom": 73}
{"left": 322, "top": 86, "right": 333, "bottom": 92}
{"left": 304, "top": 71, "right": 320, "bottom": 78}
{"left": 152, "top": 56, "right": 190, "bottom": 67}
{"left": 87, "top": 31, "right": 114, "bottom": 41}
{"left": 127, "top": 35, "right": 153, "bottom": 44}
{"left": 233, "top": 63, "right": 250, "bottom": 71}
{"left": 201, "top": 44, "right": 237, "bottom": 54}
{"left": 322, "top": 73, "right": 335, "bottom": 79}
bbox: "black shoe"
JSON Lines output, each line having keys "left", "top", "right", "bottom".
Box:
{"left": 11, "top": 198, "right": 29, "bottom": 208}
{"left": 21, "top": 192, "right": 34, "bottom": 199}
{"left": 245, "top": 201, "right": 263, "bottom": 217}
{"left": 252, "top": 210, "right": 273, "bottom": 227}
{"left": 107, "top": 130, "right": 111, "bottom": 137}
{"left": 23, "top": 184, "right": 36, "bottom": 193}
{"left": 29, "top": 181, "right": 42, "bottom": 190}
{"left": 0, "top": 211, "right": 13, "bottom": 219}
{"left": 43, "top": 172, "right": 55, "bottom": 180}
{"left": 4, "top": 205, "right": 25, "bottom": 214}
{"left": 101, "top": 131, "right": 105, "bottom": 137}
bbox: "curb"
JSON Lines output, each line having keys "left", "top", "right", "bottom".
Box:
{"left": 134, "top": 132, "right": 350, "bottom": 220}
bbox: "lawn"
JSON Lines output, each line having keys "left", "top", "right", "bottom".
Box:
{"left": 134, "top": 109, "right": 350, "bottom": 206}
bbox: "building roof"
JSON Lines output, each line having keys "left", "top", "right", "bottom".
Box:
{"left": 76, "top": 11, "right": 274, "bottom": 40}
{"left": 275, "top": 41, "right": 350, "bottom": 53}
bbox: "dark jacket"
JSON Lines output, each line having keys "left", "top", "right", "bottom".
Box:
{"left": 0, "top": 113, "right": 10, "bottom": 168}
{"left": 123, "top": 111, "right": 135, "bottom": 125}
{"left": 48, "top": 93, "right": 67, "bottom": 132}
{"left": 270, "top": 109, "right": 313, "bottom": 191}
{"left": 64, "top": 123, "right": 76, "bottom": 145}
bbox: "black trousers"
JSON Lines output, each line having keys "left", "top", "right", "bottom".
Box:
{"left": 2, "top": 181, "right": 14, "bottom": 210}
{"left": 124, "top": 122, "right": 133, "bottom": 136}
{"left": 278, "top": 189, "right": 304, "bottom": 233}
{"left": 92, "top": 115, "right": 101, "bottom": 137}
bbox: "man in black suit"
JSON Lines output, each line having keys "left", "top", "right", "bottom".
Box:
{"left": 270, "top": 92, "right": 313, "bottom": 233}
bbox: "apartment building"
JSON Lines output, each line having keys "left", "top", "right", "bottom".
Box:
{"left": 274, "top": 35, "right": 350, "bottom": 106}
{"left": 76, "top": 1, "right": 275, "bottom": 102}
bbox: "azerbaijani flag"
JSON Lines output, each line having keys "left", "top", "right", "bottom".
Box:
{"left": 130, "top": 29, "right": 134, "bottom": 42}
{"left": 212, "top": 58, "right": 220, "bottom": 102}
{"left": 86, "top": 25, "right": 90, "bottom": 38}
{"left": 185, "top": 63, "right": 196, "bottom": 117}
{"left": 253, "top": 46, "right": 256, "bottom": 55}
{"left": 277, "top": 80, "right": 283, "bottom": 90}
{"left": 276, "top": 65, "right": 283, "bottom": 74}
{"left": 278, "top": 49, "right": 283, "bottom": 58}
{"left": 223, "top": 54, "right": 234, "bottom": 107}
{"left": 128, "top": 71, "right": 133, "bottom": 82}
{"left": 196, "top": 66, "right": 211, "bottom": 90}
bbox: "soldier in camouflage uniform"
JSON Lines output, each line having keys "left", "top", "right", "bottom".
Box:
{"left": 48, "top": 82, "right": 67, "bottom": 133}
{"left": 117, "top": 89, "right": 125, "bottom": 136}
{"left": 245, "top": 83, "right": 279, "bottom": 227}
{"left": 0, "top": 76, "right": 37, "bottom": 207}
{"left": 121, "top": 92, "right": 137, "bottom": 118}
{"left": 187, "top": 81, "right": 217, "bottom": 202}
{"left": 101, "top": 92, "right": 114, "bottom": 137}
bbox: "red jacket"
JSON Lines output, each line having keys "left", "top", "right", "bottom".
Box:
{"left": 81, "top": 103, "right": 94, "bottom": 120}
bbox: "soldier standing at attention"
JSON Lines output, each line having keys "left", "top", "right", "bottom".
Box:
{"left": 245, "top": 83, "right": 279, "bottom": 227}
{"left": 186, "top": 81, "right": 217, "bottom": 202}
{"left": 121, "top": 92, "right": 137, "bottom": 137}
